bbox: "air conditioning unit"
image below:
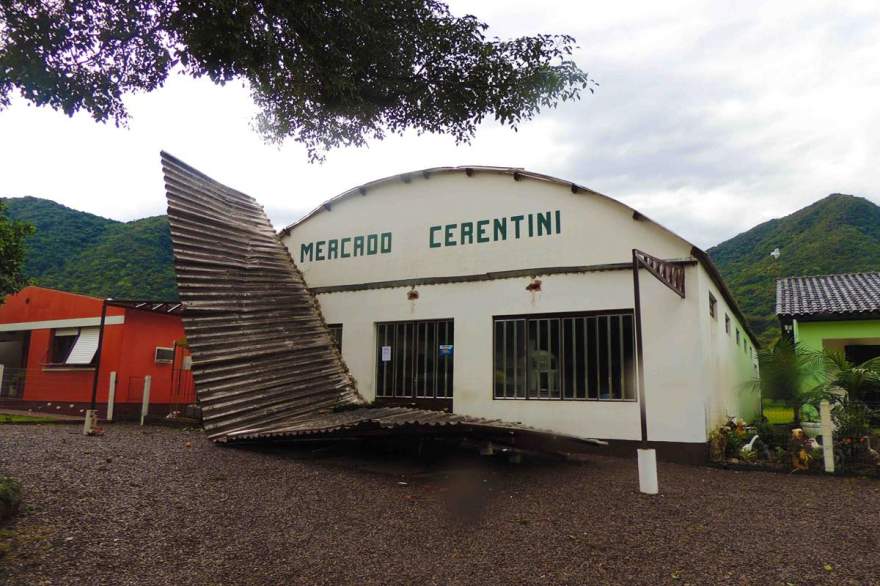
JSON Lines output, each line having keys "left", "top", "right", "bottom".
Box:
{"left": 154, "top": 347, "right": 175, "bottom": 364}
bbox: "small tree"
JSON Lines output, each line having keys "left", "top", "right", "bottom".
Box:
{"left": 0, "top": 200, "right": 34, "bottom": 303}
{"left": 753, "top": 338, "right": 824, "bottom": 428}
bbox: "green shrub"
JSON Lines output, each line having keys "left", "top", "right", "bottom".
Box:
{"left": 0, "top": 477, "right": 21, "bottom": 524}
{"left": 832, "top": 398, "right": 874, "bottom": 440}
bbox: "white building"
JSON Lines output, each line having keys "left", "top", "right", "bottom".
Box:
{"left": 280, "top": 167, "right": 760, "bottom": 462}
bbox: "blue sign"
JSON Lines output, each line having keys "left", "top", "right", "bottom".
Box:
{"left": 439, "top": 344, "right": 453, "bottom": 357}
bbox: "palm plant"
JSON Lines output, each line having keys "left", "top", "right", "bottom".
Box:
{"left": 752, "top": 338, "right": 824, "bottom": 428}
{"left": 821, "top": 351, "right": 880, "bottom": 402}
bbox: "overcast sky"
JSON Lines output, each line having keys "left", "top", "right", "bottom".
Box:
{"left": 1, "top": 0, "right": 878, "bottom": 248}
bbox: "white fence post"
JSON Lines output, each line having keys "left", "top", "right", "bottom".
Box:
{"left": 106, "top": 371, "right": 117, "bottom": 422}
{"left": 637, "top": 448, "right": 659, "bottom": 494}
{"left": 140, "top": 376, "right": 151, "bottom": 426}
{"left": 820, "top": 399, "right": 835, "bottom": 473}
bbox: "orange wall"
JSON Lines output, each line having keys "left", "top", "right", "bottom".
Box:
{"left": 1, "top": 287, "right": 193, "bottom": 407}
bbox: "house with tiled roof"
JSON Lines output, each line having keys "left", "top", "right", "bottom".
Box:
{"left": 777, "top": 272, "right": 880, "bottom": 365}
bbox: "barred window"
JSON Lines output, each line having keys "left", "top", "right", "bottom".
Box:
{"left": 493, "top": 312, "right": 636, "bottom": 401}
{"left": 376, "top": 319, "right": 453, "bottom": 399}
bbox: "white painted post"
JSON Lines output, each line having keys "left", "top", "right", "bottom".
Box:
{"left": 637, "top": 448, "right": 659, "bottom": 494}
{"left": 106, "top": 371, "right": 117, "bottom": 422}
{"left": 83, "top": 409, "right": 98, "bottom": 435}
{"left": 140, "top": 376, "right": 151, "bottom": 426}
{"left": 820, "top": 399, "right": 835, "bottom": 473}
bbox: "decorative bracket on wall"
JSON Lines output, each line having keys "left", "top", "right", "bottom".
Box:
{"left": 633, "top": 249, "right": 686, "bottom": 298}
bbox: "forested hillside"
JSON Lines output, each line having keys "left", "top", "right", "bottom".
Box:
{"left": 5, "top": 193, "right": 879, "bottom": 343}
{"left": 2, "top": 197, "right": 177, "bottom": 300}
{"left": 708, "top": 194, "right": 880, "bottom": 344}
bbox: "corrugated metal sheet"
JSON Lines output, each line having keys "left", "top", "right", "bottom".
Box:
{"left": 161, "top": 152, "right": 604, "bottom": 450}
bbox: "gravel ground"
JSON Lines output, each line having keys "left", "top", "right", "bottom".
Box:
{"left": 0, "top": 424, "right": 878, "bottom": 586}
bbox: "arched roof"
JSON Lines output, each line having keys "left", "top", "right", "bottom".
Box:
{"left": 278, "top": 165, "right": 758, "bottom": 346}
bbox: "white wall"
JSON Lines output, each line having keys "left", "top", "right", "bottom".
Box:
{"left": 696, "top": 269, "right": 761, "bottom": 433}
{"left": 286, "top": 171, "right": 689, "bottom": 288}
{"left": 283, "top": 170, "right": 755, "bottom": 445}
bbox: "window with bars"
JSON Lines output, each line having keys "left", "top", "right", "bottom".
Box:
{"left": 493, "top": 312, "right": 636, "bottom": 401}
{"left": 375, "top": 319, "right": 454, "bottom": 400}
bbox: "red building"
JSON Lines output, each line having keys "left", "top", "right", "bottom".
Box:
{"left": 0, "top": 286, "right": 194, "bottom": 419}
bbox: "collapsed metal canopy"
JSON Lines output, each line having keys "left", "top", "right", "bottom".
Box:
{"left": 161, "top": 151, "right": 604, "bottom": 451}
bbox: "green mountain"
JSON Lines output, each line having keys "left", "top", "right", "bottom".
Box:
{"left": 5, "top": 193, "right": 879, "bottom": 344}
{"left": 2, "top": 196, "right": 177, "bottom": 300}
{"left": 708, "top": 194, "right": 880, "bottom": 344}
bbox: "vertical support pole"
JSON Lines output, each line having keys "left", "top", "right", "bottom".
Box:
{"left": 0, "top": 364, "right": 5, "bottom": 396}
{"left": 820, "top": 399, "right": 835, "bottom": 473}
{"left": 106, "top": 371, "right": 117, "bottom": 422}
{"left": 89, "top": 300, "right": 109, "bottom": 411}
{"left": 631, "top": 250, "right": 648, "bottom": 444}
{"left": 632, "top": 250, "right": 658, "bottom": 494}
{"left": 140, "top": 376, "right": 151, "bottom": 425}
{"left": 85, "top": 299, "right": 109, "bottom": 435}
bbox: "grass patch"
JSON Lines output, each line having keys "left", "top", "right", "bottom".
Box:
{"left": 0, "top": 414, "right": 59, "bottom": 425}
{"left": 763, "top": 401, "right": 794, "bottom": 425}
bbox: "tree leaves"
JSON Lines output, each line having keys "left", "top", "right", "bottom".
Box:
{"left": 0, "top": 1, "right": 597, "bottom": 161}
{"left": 0, "top": 200, "right": 34, "bottom": 301}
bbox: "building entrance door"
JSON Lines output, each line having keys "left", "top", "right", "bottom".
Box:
{"left": 375, "top": 319, "right": 454, "bottom": 410}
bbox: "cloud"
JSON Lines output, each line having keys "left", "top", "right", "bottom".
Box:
{"left": 1, "top": 1, "right": 878, "bottom": 249}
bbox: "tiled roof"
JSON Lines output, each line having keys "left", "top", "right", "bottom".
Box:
{"left": 776, "top": 272, "right": 880, "bottom": 317}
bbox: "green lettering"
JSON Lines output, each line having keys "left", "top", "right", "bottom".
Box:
{"left": 327, "top": 239, "right": 339, "bottom": 259}
{"left": 380, "top": 232, "right": 392, "bottom": 253}
{"left": 300, "top": 242, "right": 314, "bottom": 263}
{"left": 460, "top": 222, "right": 474, "bottom": 245}
{"left": 537, "top": 212, "right": 552, "bottom": 236}
{"left": 429, "top": 226, "right": 442, "bottom": 248}
{"left": 444, "top": 224, "right": 457, "bottom": 246}
{"left": 493, "top": 218, "right": 507, "bottom": 241}
{"left": 555, "top": 210, "right": 562, "bottom": 234}
{"left": 340, "top": 237, "right": 351, "bottom": 258}
{"left": 353, "top": 236, "right": 365, "bottom": 256}
{"left": 315, "top": 240, "right": 325, "bottom": 261}
{"left": 510, "top": 215, "right": 524, "bottom": 239}
{"left": 477, "top": 219, "right": 490, "bottom": 243}
{"left": 367, "top": 234, "right": 379, "bottom": 255}
{"left": 528, "top": 213, "right": 534, "bottom": 237}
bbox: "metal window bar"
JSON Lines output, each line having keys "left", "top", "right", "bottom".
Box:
{"left": 493, "top": 312, "right": 636, "bottom": 402}
{"left": 376, "top": 319, "right": 453, "bottom": 400}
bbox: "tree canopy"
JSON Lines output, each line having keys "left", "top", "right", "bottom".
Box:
{"left": 0, "top": 1, "right": 596, "bottom": 160}
{"left": 0, "top": 200, "right": 34, "bottom": 301}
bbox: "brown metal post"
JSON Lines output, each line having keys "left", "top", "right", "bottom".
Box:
{"left": 89, "top": 299, "right": 110, "bottom": 411}
{"left": 631, "top": 250, "right": 648, "bottom": 445}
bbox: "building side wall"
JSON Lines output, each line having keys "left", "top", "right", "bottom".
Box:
{"left": 697, "top": 269, "right": 761, "bottom": 432}
{"left": 796, "top": 320, "right": 880, "bottom": 354}
{"left": 110, "top": 310, "right": 191, "bottom": 406}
